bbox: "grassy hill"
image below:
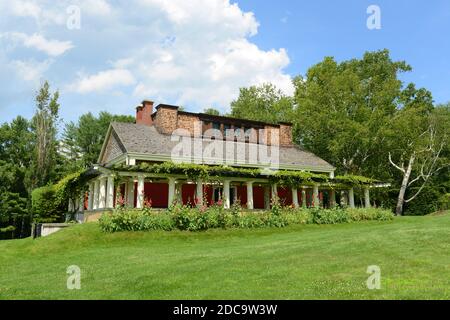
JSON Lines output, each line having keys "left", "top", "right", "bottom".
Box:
{"left": 1, "top": 213, "right": 449, "bottom": 299}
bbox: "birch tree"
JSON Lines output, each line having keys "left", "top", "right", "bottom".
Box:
{"left": 388, "top": 97, "right": 449, "bottom": 215}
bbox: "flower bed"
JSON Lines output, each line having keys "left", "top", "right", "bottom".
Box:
{"left": 99, "top": 203, "right": 394, "bottom": 233}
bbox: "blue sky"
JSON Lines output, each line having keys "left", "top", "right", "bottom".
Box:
{"left": 0, "top": 0, "right": 449, "bottom": 125}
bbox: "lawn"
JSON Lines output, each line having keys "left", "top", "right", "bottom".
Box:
{"left": 0, "top": 213, "right": 449, "bottom": 299}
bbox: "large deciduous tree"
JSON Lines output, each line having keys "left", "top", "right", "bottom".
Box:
{"left": 293, "top": 49, "right": 411, "bottom": 178}
{"left": 230, "top": 83, "right": 294, "bottom": 124}
{"left": 388, "top": 99, "right": 449, "bottom": 215}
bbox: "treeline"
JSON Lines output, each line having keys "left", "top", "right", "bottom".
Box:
{"left": 0, "top": 81, "right": 134, "bottom": 239}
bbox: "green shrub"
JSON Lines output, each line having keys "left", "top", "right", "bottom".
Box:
{"left": 31, "top": 185, "right": 66, "bottom": 223}
{"left": 99, "top": 210, "right": 175, "bottom": 232}
{"left": 99, "top": 205, "right": 394, "bottom": 233}
{"left": 438, "top": 194, "right": 450, "bottom": 211}
{"left": 309, "top": 207, "right": 350, "bottom": 224}
{"left": 347, "top": 208, "right": 394, "bottom": 221}
{"left": 403, "top": 186, "right": 442, "bottom": 216}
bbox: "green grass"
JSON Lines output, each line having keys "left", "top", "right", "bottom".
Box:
{"left": 0, "top": 213, "right": 449, "bottom": 299}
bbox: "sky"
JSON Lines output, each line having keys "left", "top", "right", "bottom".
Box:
{"left": 0, "top": 0, "right": 449, "bottom": 125}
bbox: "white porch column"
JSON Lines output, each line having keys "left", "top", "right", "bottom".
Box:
{"left": 264, "top": 186, "right": 270, "bottom": 209}
{"left": 176, "top": 182, "right": 183, "bottom": 203}
{"left": 329, "top": 189, "right": 336, "bottom": 207}
{"left": 223, "top": 180, "right": 230, "bottom": 209}
{"left": 313, "top": 184, "right": 320, "bottom": 208}
{"left": 301, "top": 188, "right": 307, "bottom": 208}
{"left": 271, "top": 184, "right": 278, "bottom": 205}
{"left": 349, "top": 187, "right": 355, "bottom": 208}
{"left": 340, "top": 190, "right": 347, "bottom": 206}
{"left": 79, "top": 194, "right": 85, "bottom": 212}
{"left": 136, "top": 175, "right": 144, "bottom": 208}
{"left": 88, "top": 182, "right": 94, "bottom": 210}
{"left": 106, "top": 175, "right": 115, "bottom": 208}
{"left": 98, "top": 177, "right": 107, "bottom": 209}
{"left": 168, "top": 177, "right": 176, "bottom": 206}
{"left": 364, "top": 187, "right": 371, "bottom": 208}
{"left": 127, "top": 179, "right": 135, "bottom": 208}
{"left": 292, "top": 187, "right": 299, "bottom": 208}
{"left": 196, "top": 178, "right": 203, "bottom": 207}
{"left": 68, "top": 199, "right": 74, "bottom": 212}
{"left": 93, "top": 179, "right": 100, "bottom": 210}
{"left": 246, "top": 181, "right": 254, "bottom": 210}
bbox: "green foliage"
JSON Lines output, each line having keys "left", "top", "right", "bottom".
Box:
{"left": 114, "top": 162, "right": 373, "bottom": 188}
{"left": 269, "top": 170, "right": 329, "bottom": 187}
{"left": 202, "top": 108, "right": 221, "bottom": 116}
{"left": 99, "top": 205, "right": 393, "bottom": 233}
{"left": 439, "top": 194, "right": 450, "bottom": 211}
{"left": 31, "top": 186, "right": 65, "bottom": 223}
{"left": 31, "top": 170, "right": 90, "bottom": 223}
{"left": 293, "top": 49, "right": 411, "bottom": 177}
{"left": 403, "top": 186, "right": 443, "bottom": 216}
{"left": 31, "top": 81, "right": 61, "bottom": 188}
{"left": 64, "top": 112, "right": 135, "bottom": 167}
{"left": 53, "top": 170, "right": 89, "bottom": 211}
{"left": 333, "top": 175, "right": 377, "bottom": 186}
{"left": 230, "top": 83, "right": 294, "bottom": 124}
{"left": 99, "top": 210, "right": 175, "bottom": 232}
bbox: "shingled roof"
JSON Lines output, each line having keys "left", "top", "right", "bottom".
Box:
{"left": 104, "top": 122, "right": 335, "bottom": 172}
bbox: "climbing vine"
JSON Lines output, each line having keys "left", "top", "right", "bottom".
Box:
{"left": 111, "top": 162, "right": 378, "bottom": 188}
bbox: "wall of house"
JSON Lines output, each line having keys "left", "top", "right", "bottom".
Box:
{"left": 153, "top": 107, "right": 178, "bottom": 134}
{"left": 101, "top": 131, "right": 124, "bottom": 164}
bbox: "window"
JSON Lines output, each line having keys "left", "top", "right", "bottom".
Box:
{"left": 234, "top": 127, "right": 241, "bottom": 138}
{"left": 244, "top": 127, "right": 251, "bottom": 142}
{"left": 224, "top": 124, "right": 232, "bottom": 139}
{"left": 212, "top": 122, "right": 220, "bottom": 130}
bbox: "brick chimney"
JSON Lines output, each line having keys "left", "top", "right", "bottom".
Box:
{"left": 136, "top": 100, "right": 154, "bottom": 126}
{"left": 279, "top": 122, "right": 293, "bottom": 147}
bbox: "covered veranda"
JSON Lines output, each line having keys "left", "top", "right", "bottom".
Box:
{"left": 78, "top": 165, "right": 381, "bottom": 220}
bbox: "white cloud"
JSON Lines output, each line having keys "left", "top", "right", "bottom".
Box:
{"left": 0, "top": 0, "right": 294, "bottom": 116}
{"left": 11, "top": 59, "right": 51, "bottom": 82}
{"left": 3, "top": 32, "right": 73, "bottom": 56}
{"left": 67, "top": 69, "right": 136, "bottom": 93}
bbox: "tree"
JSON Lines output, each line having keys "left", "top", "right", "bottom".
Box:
{"left": 388, "top": 100, "right": 450, "bottom": 215}
{"left": 30, "top": 81, "right": 60, "bottom": 188}
{"left": 293, "top": 49, "right": 411, "bottom": 178}
{"left": 203, "top": 108, "right": 221, "bottom": 116}
{"left": 0, "top": 118, "right": 33, "bottom": 238}
{"left": 65, "top": 112, "right": 135, "bottom": 167}
{"left": 230, "top": 83, "right": 294, "bottom": 124}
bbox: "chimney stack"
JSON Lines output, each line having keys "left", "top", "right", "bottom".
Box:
{"left": 136, "top": 100, "right": 154, "bottom": 126}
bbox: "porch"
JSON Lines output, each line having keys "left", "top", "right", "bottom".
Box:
{"left": 76, "top": 166, "right": 375, "bottom": 220}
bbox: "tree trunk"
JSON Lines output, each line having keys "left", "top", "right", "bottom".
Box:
{"left": 395, "top": 154, "right": 415, "bottom": 216}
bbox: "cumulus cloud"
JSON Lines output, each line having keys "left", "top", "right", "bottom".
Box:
{"left": 0, "top": 0, "right": 294, "bottom": 117}
{"left": 11, "top": 59, "right": 52, "bottom": 82}
{"left": 67, "top": 69, "right": 136, "bottom": 93}
{"left": 2, "top": 32, "right": 73, "bottom": 56}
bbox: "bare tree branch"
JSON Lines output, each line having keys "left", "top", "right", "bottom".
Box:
{"left": 389, "top": 152, "right": 405, "bottom": 173}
